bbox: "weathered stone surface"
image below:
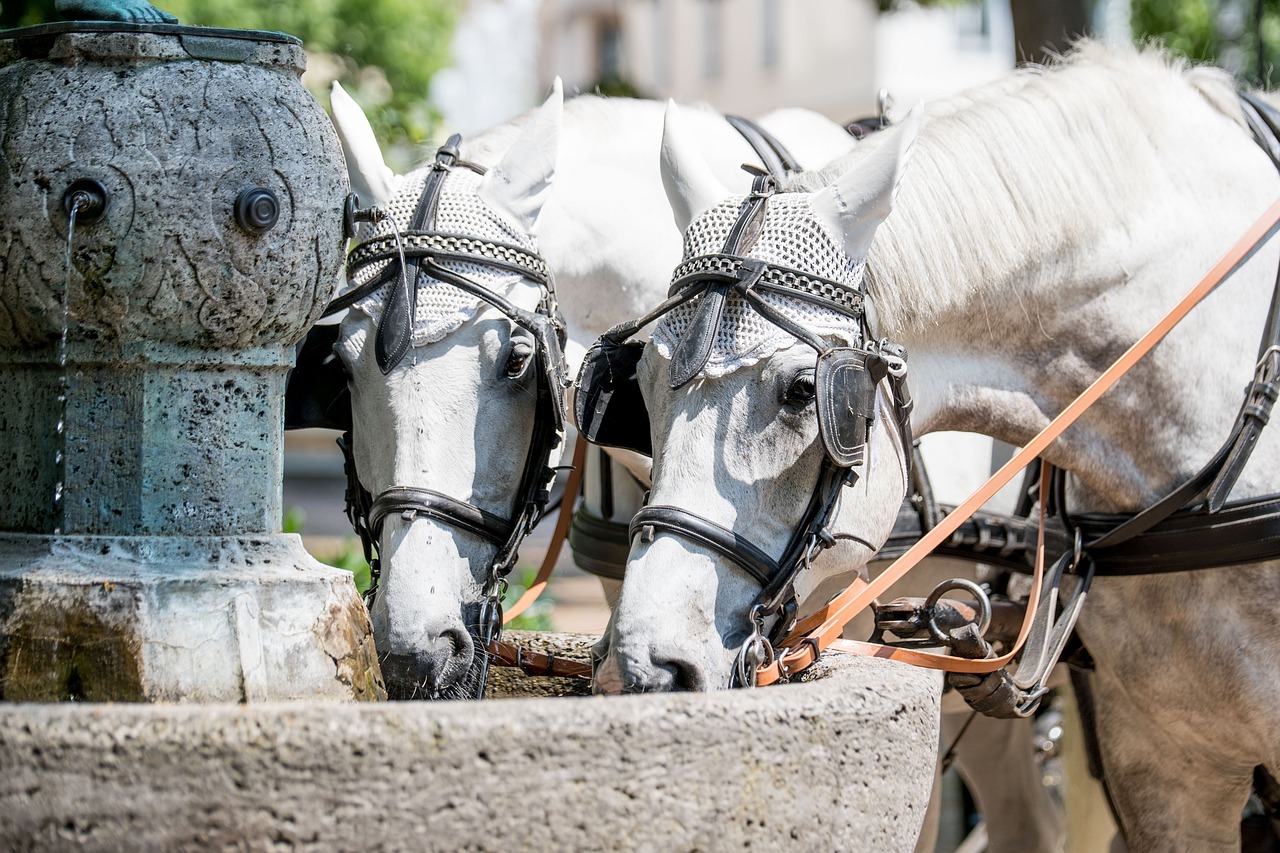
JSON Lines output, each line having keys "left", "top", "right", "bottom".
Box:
{"left": 0, "top": 534, "right": 385, "bottom": 703}
{"left": 0, "top": 24, "right": 375, "bottom": 701}
{"left": 0, "top": 649, "right": 941, "bottom": 851}
{"left": 0, "top": 26, "right": 346, "bottom": 351}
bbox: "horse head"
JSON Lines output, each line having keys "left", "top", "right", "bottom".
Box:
{"left": 589, "top": 102, "right": 922, "bottom": 692}
{"left": 323, "top": 82, "right": 565, "bottom": 699}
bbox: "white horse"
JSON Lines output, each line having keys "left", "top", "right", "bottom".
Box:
{"left": 329, "top": 86, "right": 1064, "bottom": 852}
{"left": 603, "top": 42, "right": 1280, "bottom": 852}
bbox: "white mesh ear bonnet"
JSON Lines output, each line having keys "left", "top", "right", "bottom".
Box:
{"left": 651, "top": 192, "right": 866, "bottom": 376}
{"left": 347, "top": 165, "right": 540, "bottom": 344}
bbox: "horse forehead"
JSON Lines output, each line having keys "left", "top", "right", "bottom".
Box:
{"left": 683, "top": 193, "right": 848, "bottom": 273}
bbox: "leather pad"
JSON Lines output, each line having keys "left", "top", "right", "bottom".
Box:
{"left": 815, "top": 347, "right": 884, "bottom": 468}
{"left": 574, "top": 337, "right": 652, "bottom": 456}
{"left": 668, "top": 284, "right": 728, "bottom": 389}
{"left": 285, "top": 323, "right": 352, "bottom": 431}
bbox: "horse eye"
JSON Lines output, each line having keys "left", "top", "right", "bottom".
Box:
{"left": 784, "top": 370, "right": 816, "bottom": 406}
{"left": 505, "top": 340, "right": 535, "bottom": 379}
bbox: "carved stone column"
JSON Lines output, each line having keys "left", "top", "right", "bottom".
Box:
{"left": 0, "top": 23, "right": 383, "bottom": 701}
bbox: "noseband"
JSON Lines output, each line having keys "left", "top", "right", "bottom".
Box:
{"left": 575, "top": 173, "right": 914, "bottom": 664}
{"left": 329, "top": 136, "right": 568, "bottom": 652}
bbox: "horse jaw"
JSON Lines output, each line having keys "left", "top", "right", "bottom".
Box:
{"left": 599, "top": 344, "right": 908, "bottom": 692}
{"left": 329, "top": 81, "right": 396, "bottom": 210}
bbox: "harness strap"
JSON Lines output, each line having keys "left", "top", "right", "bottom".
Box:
{"left": 375, "top": 135, "right": 465, "bottom": 373}
{"left": 725, "top": 114, "right": 803, "bottom": 178}
{"left": 502, "top": 435, "right": 587, "bottom": 624}
{"left": 757, "top": 196, "right": 1280, "bottom": 685}
{"left": 369, "top": 487, "right": 512, "bottom": 547}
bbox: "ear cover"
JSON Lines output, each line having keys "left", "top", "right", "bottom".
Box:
{"left": 477, "top": 78, "right": 563, "bottom": 236}
{"left": 286, "top": 323, "right": 352, "bottom": 432}
{"left": 330, "top": 82, "right": 396, "bottom": 209}
{"left": 810, "top": 103, "right": 923, "bottom": 261}
{"left": 815, "top": 347, "right": 886, "bottom": 467}
{"left": 573, "top": 337, "right": 652, "bottom": 456}
{"left": 660, "top": 99, "right": 732, "bottom": 233}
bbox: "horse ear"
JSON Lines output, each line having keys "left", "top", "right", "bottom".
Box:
{"left": 810, "top": 103, "right": 923, "bottom": 260}
{"left": 478, "top": 78, "right": 563, "bottom": 235}
{"left": 661, "top": 99, "right": 731, "bottom": 233}
{"left": 330, "top": 82, "right": 396, "bottom": 208}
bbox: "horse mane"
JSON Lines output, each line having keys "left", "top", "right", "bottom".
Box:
{"left": 787, "top": 40, "right": 1246, "bottom": 336}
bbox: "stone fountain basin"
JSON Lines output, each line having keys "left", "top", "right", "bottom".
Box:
{"left": 0, "top": 632, "right": 940, "bottom": 851}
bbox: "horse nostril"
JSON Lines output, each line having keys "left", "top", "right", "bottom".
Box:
{"left": 653, "top": 656, "right": 705, "bottom": 692}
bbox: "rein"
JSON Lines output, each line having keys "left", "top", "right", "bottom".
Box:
{"left": 756, "top": 194, "right": 1280, "bottom": 686}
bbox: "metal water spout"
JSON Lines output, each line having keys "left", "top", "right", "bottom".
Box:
{"left": 0, "top": 13, "right": 384, "bottom": 701}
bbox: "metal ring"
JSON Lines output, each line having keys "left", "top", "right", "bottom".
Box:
{"left": 924, "top": 577, "right": 992, "bottom": 645}
{"left": 733, "top": 634, "right": 775, "bottom": 689}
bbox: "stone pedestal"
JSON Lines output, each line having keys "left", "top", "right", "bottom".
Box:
{"left": 0, "top": 23, "right": 383, "bottom": 701}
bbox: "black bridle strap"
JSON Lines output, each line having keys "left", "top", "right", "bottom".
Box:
{"left": 370, "top": 486, "right": 513, "bottom": 547}
{"left": 630, "top": 505, "right": 778, "bottom": 587}
{"left": 725, "top": 114, "right": 803, "bottom": 177}
{"left": 374, "top": 137, "right": 462, "bottom": 373}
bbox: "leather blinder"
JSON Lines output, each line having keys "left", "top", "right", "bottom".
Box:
{"left": 285, "top": 323, "right": 352, "bottom": 432}
{"left": 574, "top": 336, "right": 653, "bottom": 456}
{"left": 668, "top": 283, "right": 729, "bottom": 389}
{"left": 815, "top": 347, "right": 885, "bottom": 468}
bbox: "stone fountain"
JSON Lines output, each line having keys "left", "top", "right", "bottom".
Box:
{"left": 0, "top": 14, "right": 382, "bottom": 701}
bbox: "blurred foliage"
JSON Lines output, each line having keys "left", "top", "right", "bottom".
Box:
{"left": 590, "top": 73, "right": 644, "bottom": 99}
{"left": 506, "top": 564, "right": 554, "bottom": 632}
{"left": 1132, "top": 0, "right": 1280, "bottom": 85}
{"left": 0, "top": 0, "right": 457, "bottom": 161}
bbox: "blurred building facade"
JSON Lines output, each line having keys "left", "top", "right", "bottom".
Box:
{"left": 433, "top": 0, "right": 1020, "bottom": 134}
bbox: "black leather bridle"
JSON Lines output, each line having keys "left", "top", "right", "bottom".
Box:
{"left": 329, "top": 137, "right": 568, "bottom": 665}
{"left": 575, "top": 172, "right": 915, "bottom": 672}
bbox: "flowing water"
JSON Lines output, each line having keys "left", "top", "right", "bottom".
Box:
{"left": 54, "top": 201, "right": 81, "bottom": 535}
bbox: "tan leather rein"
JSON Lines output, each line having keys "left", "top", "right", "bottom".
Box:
{"left": 757, "top": 196, "right": 1280, "bottom": 686}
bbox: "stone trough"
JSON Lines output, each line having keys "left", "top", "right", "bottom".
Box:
{"left": 0, "top": 633, "right": 941, "bottom": 851}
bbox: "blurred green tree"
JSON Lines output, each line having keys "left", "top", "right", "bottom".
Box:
{"left": 1132, "top": 0, "right": 1280, "bottom": 85}
{"left": 0, "top": 0, "right": 457, "bottom": 162}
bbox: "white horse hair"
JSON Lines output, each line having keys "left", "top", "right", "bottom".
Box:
{"left": 333, "top": 86, "right": 1067, "bottom": 851}
{"left": 609, "top": 39, "right": 1280, "bottom": 852}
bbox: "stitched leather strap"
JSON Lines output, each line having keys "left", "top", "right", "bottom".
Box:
{"left": 757, "top": 196, "right": 1280, "bottom": 685}
{"left": 369, "top": 486, "right": 513, "bottom": 547}
{"left": 629, "top": 505, "right": 778, "bottom": 587}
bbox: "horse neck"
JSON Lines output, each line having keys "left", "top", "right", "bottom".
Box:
{"left": 870, "top": 54, "right": 1280, "bottom": 511}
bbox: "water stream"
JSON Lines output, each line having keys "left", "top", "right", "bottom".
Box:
{"left": 54, "top": 200, "right": 81, "bottom": 535}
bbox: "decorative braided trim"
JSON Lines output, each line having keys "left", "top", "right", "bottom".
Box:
{"left": 669, "top": 253, "right": 864, "bottom": 314}
{"left": 348, "top": 231, "right": 551, "bottom": 283}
